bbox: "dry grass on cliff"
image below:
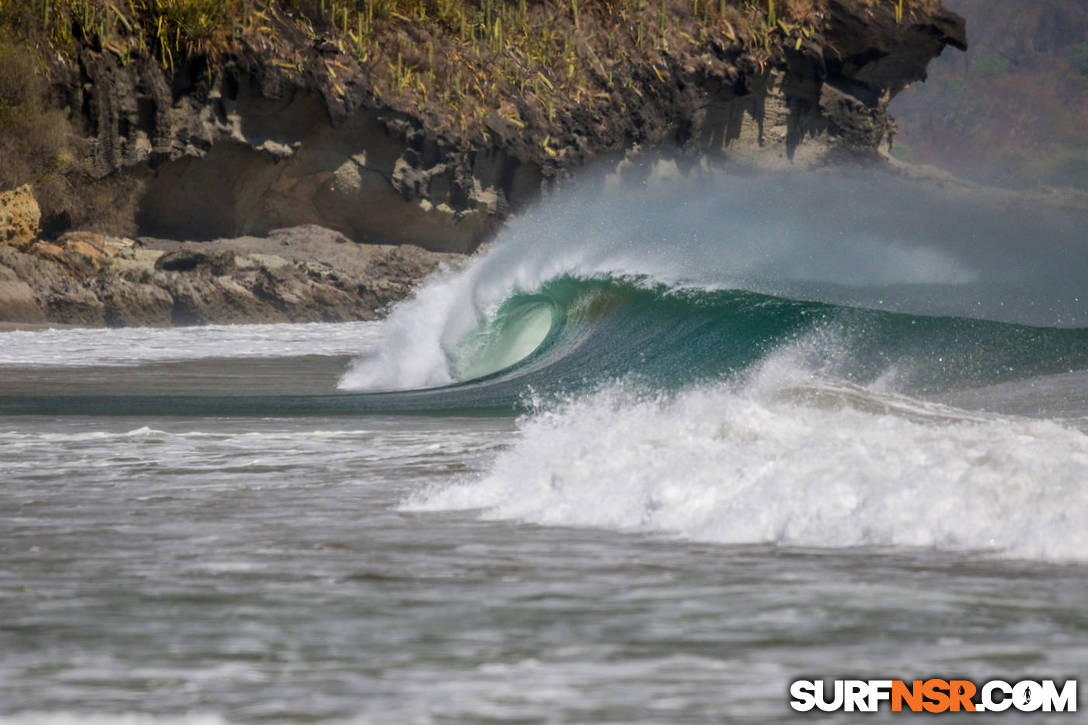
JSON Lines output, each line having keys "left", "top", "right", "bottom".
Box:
{"left": 297, "top": 0, "right": 796, "bottom": 137}
{"left": 0, "top": 0, "right": 943, "bottom": 237}
{"left": 1, "top": 0, "right": 932, "bottom": 138}
{"left": 303, "top": 0, "right": 828, "bottom": 144}
{"left": 274, "top": 0, "right": 933, "bottom": 141}
{"left": 0, "top": 0, "right": 934, "bottom": 205}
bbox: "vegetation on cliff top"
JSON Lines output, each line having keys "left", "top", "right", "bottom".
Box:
{"left": 2, "top": 0, "right": 938, "bottom": 138}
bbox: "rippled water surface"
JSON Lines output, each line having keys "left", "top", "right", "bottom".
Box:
{"left": 2, "top": 349, "right": 1087, "bottom": 724}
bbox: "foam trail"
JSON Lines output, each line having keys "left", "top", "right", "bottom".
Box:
{"left": 340, "top": 164, "right": 1088, "bottom": 391}
{"left": 0, "top": 321, "right": 378, "bottom": 367}
{"left": 0, "top": 716, "right": 226, "bottom": 725}
{"left": 408, "top": 357, "right": 1088, "bottom": 562}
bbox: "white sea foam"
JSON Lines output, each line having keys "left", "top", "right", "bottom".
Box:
{"left": 0, "top": 321, "right": 379, "bottom": 366}
{"left": 0, "top": 716, "right": 227, "bottom": 725}
{"left": 408, "top": 357, "right": 1088, "bottom": 562}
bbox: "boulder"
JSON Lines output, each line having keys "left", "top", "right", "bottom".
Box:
{"left": 57, "top": 231, "right": 137, "bottom": 260}
{"left": 0, "top": 264, "right": 45, "bottom": 323}
{"left": 28, "top": 242, "right": 68, "bottom": 264}
{"left": 0, "top": 185, "right": 41, "bottom": 250}
{"left": 154, "top": 247, "right": 237, "bottom": 275}
{"left": 97, "top": 277, "right": 174, "bottom": 327}
{"left": 0, "top": 225, "right": 460, "bottom": 327}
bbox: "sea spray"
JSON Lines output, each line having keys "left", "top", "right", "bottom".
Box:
{"left": 340, "top": 165, "right": 1088, "bottom": 392}
{"left": 407, "top": 355, "right": 1088, "bottom": 562}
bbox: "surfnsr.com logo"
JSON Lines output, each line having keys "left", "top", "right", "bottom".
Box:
{"left": 789, "top": 679, "right": 1077, "bottom": 714}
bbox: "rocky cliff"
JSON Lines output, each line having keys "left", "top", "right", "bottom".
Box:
{"left": 45, "top": 0, "right": 964, "bottom": 252}
{"left": 0, "top": 0, "right": 965, "bottom": 327}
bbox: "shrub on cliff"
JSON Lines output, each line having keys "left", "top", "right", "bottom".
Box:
{"left": 0, "top": 42, "right": 72, "bottom": 183}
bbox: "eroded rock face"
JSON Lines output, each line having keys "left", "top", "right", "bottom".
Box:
{"left": 0, "top": 186, "right": 42, "bottom": 251}
{"left": 818, "top": 0, "right": 968, "bottom": 147}
{"left": 56, "top": 1, "right": 965, "bottom": 253}
{"left": 133, "top": 104, "right": 499, "bottom": 253}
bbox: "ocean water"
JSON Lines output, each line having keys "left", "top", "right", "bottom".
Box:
{"left": 2, "top": 168, "right": 1088, "bottom": 723}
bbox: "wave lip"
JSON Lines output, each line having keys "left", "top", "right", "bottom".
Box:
{"left": 407, "top": 359, "right": 1088, "bottom": 563}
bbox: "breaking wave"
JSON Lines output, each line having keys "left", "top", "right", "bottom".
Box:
{"left": 407, "top": 355, "right": 1088, "bottom": 562}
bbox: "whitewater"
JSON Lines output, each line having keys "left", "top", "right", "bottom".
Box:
{"left": 2, "top": 166, "right": 1087, "bottom": 723}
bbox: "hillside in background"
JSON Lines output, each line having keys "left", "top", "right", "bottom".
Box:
{"left": 891, "top": 0, "right": 1088, "bottom": 189}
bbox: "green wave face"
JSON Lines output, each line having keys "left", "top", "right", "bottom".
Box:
{"left": 438, "top": 275, "right": 1088, "bottom": 403}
